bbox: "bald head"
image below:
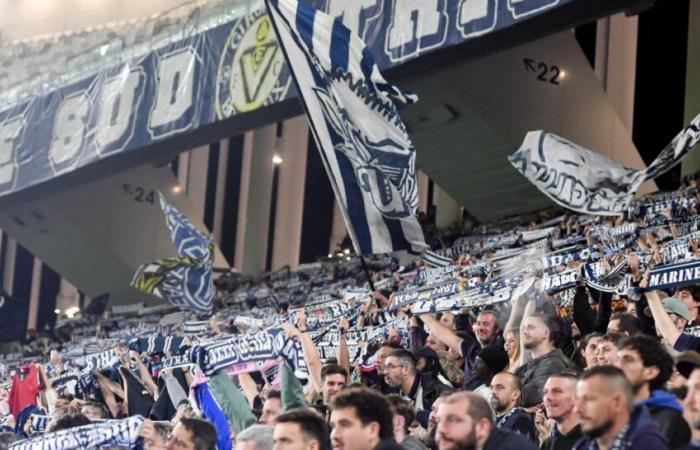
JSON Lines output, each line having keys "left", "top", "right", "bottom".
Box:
{"left": 443, "top": 391, "right": 493, "bottom": 426}
{"left": 490, "top": 372, "right": 521, "bottom": 414}
{"left": 579, "top": 366, "right": 634, "bottom": 411}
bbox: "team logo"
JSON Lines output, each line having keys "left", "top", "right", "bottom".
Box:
{"left": 216, "top": 8, "right": 292, "bottom": 119}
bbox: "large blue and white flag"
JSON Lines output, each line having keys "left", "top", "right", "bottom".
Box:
{"left": 131, "top": 193, "right": 214, "bottom": 316}
{"left": 264, "top": 0, "right": 427, "bottom": 255}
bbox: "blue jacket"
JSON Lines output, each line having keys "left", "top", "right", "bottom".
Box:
{"left": 573, "top": 405, "right": 668, "bottom": 450}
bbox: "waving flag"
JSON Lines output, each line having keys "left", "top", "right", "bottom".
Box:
{"left": 264, "top": 0, "right": 427, "bottom": 255}
{"left": 131, "top": 193, "right": 214, "bottom": 316}
{"left": 509, "top": 113, "right": 700, "bottom": 215}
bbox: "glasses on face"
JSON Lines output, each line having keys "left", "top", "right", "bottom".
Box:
{"left": 385, "top": 364, "right": 404, "bottom": 370}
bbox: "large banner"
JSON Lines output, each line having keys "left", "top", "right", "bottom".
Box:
{"left": 0, "top": 0, "right": 572, "bottom": 199}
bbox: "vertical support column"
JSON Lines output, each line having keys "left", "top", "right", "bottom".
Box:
{"left": 56, "top": 278, "right": 79, "bottom": 315}
{"left": 683, "top": 1, "right": 700, "bottom": 177}
{"left": 186, "top": 145, "right": 210, "bottom": 222}
{"left": 212, "top": 139, "right": 230, "bottom": 244}
{"left": 27, "top": 258, "right": 43, "bottom": 330}
{"left": 235, "top": 125, "right": 277, "bottom": 275}
{"left": 417, "top": 170, "right": 430, "bottom": 213}
{"left": 434, "top": 185, "right": 461, "bottom": 230}
{"left": 272, "top": 116, "right": 309, "bottom": 271}
{"left": 3, "top": 237, "right": 16, "bottom": 294}
{"left": 328, "top": 203, "right": 347, "bottom": 255}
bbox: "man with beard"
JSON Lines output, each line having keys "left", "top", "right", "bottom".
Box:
{"left": 573, "top": 366, "right": 667, "bottom": 450}
{"left": 435, "top": 391, "right": 537, "bottom": 450}
{"left": 489, "top": 372, "right": 537, "bottom": 443}
{"left": 515, "top": 314, "right": 576, "bottom": 407}
{"left": 539, "top": 372, "right": 582, "bottom": 450}
{"left": 384, "top": 350, "right": 452, "bottom": 412}
{"left": 329, "top": 386, "right": 403, "bottom": 450}
{"left": 371, "top": 342, "right": 402, "bottom": 395}
{"left": 421, "top": 311, "right": 503, "bottom": 390}
{"left": 614, "top": 335, "right": 689, "bottom": 449}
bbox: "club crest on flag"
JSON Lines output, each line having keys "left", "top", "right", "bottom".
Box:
{"left": 216, "top": 6, "right": 293, "bottom": 118}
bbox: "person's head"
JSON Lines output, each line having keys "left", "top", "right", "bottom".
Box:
{"left": 167, "top": 417, "right": 217, "bottom": 450}
{"left": 675, "top": 285, "right": 700, "bottom": 320}
{"left": 81, "top": 401, "right": 109, "bottom": 420}
{"left": 384, "top": 350, "right": 417, "bottom": 389}
{"left": 386, "top": 394, "right": 416, "bottom": 442}
{"left": 375, "top": 342, "right": 401, "bottom": 375}
{"left": 521, "top": 313, "right": 562, "bottom": 351}
{"left": 260, "top": 390, "right": 282, "bottom": 425}
{"left": 438, "top": 312, "right": 456, "bottom": 330}
{"left": 435, "top": 392, "right": 494, "bottom": 450}
{"left": 474, "top": 311, "right": 499, "bottom": 346}
{"left": 274, "top": 409, "right": 327, "bottom": 450}
{"left": 489, "top": 372, "right": 521, "bottom": 414}
{"left": 575, "top": 366, "right": 634, "bottom": 440}
{"left": 615, "top": 335, "right": 673, "bottom": 396}
{"left": 47, "top": 413, "right": 91, "bottom": 432}
{"left": 595, "top": 333, "right": 622, "bottom": 366}
{"left": 425, "top": 334, "right": 447, "bottom": 353}
{"left": 678, "top": 352, "right": 700, "bottom": 430}
{"left": 473, "top": 345, "right": 508, "bottom": 382}
{"left": 606, "top": 313, "right": 642, "bottom": 336}
{"left": 415, "top": 347, "right": 441, "bottom": 374}
{"left": 321, "top": 365, "right": 348, "bottom": 405}
{"left": 54, "top": 395, "right": 74, "bottom": 416}
{"left": 329, "top": 387, "right": 394, "bottom": 450}
{"left": 145, "top": 422, "right": 173, "bottom": 450}
{"left": 503, "top": 328, "right": 520, "bottom": 361}
{"left": 237, "top": 425, "right": 274, "bottom": 450}
{"left": 0, "top": 432, "right": 17, "bottom": 450}
{"left": 543, "top": 372, "right": 579, "bottom": 422}
{"left": 647, "top": 297, "right": 692, "bottom": 342}
{"left": 580, "top": 333, "right": 603, "bottom": 369}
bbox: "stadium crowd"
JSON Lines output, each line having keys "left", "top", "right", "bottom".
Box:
{"left": 4, "top": 178, "right": 700, "bottom": 450}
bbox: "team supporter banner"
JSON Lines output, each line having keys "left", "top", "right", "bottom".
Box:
{"left": 422, "top": 250, "right": 453, "bottom": 268}
{"left": 10, "top": 416, "right": 144, "bottom": 450}
{"left": 188, "top": 328, "right": 308, "bottom": 377}
{"left": 646, "top": 259, "right": 700, "bottom": 291}
{"left": 0, "top": 0, "right": 573, "bottom": 200}
{"left": 509, "top": 114, "right": 700, "bottom": 215}
{"left": 132, "top": 193, "right": 214, "bottom": 316}
{"left": 266, "top": 0, "right": 428, "bottom": 254}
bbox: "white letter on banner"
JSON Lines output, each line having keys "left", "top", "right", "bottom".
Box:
{"left": 386, "top": 0, "right": 446, "bottom": 61}
{"left": 149, "top": 48, "right": 197, "bottom": 138}
{"left": 95, "top": 68, "right": 143, "bottom": 155}
{"left": 0, "top": 117, "right": 24, "bottom": 189}
{"left": 327, "top": 0, "right": 380, "bottom": 37}
{"left": 458, "top": 0, "right": 497, "bottom": 37}
{"left": 49, "top": 92, "right": 90, "bottom": 170}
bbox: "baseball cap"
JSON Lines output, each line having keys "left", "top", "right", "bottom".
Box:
{"left": 644, "top": 296, "right": 692, "bottom": 322}
{"left": 676, "top": 351, "right": 700, "bottom": 378}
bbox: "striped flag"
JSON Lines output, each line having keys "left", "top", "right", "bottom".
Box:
{"left": 131, "top": 193, "right": 214, "bottom": 316}
{"left": 265, "top": 0, "right": 427, "bottom": 255}
{"left": 182, "top": 320, "right": 209, "bottom": 336}
{"left": 422, "top": 250, "right": 452, "bottom": 268}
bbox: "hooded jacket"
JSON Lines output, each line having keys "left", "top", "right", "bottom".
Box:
{"left": 573, "top": 404, "right": 667, "bottom": 450}
{"left": 637, "top": 390, "right": 690, "bottom": 450}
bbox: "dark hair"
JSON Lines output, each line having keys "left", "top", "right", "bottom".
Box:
{"left": 529, "top": 313, "right": 564, "bottom": 348}
{"left": 386, "top": 394, "right": 415, "bottom": 433}
{"left": 388, "top": 349, "right": 417, "bottom": 373}
{"left": 601, "top": 332, "right": 623, "bottom": 346}
{"left": 48, "top": 413, "right": 92, "bottom": 432}
{"left": 266, "top": 390, "right": 281, "bottom": 400}
{"left": 677, "top": 285, "right": 700, "bottom": 302}
{"left": 0, "top": 431, "right": 17, "bottom": 450}
{"left": 321, "top": 364, "right": 349, "bottom": 381}
{"left": 82, "top": 401, "right": 109, "bottom": 419}
{"left": 618, "top": 335, "right": 674, "bottom": 391}
{"left": 580, "top": 332, "right": 603, "bottom": 352}
{"left": 179, "top": 417, "right": 218, "bottom": 450}
{"left": 330, "top": 387, "right": 394, "bottom": 440}
{"left": 609, "top": 313, "right": 642, "bottom": 335}
{"left": 276, "top": 408, "right": 328, "bottom": 449}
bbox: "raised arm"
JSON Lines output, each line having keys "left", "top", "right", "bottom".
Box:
{"left": 420, "top": 314, "right": 463, "bottom": 355}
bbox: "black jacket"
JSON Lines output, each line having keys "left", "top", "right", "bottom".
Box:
{"left": 515, "top": 349, "right": 576, "bottom": 407}
{"left": 483, "top": 430, "right": 539, "bottom": 450}
{"left": 414, "top": 373, "right": 453, "bottom": 411}
{"left": 647, "top": 402, "right": 691, "bottom": 449}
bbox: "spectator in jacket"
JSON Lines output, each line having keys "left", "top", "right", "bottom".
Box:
{"left": 435, "top": 392, "right": 538, "bottom": 450}
{"left": 615, "top": 335, "right": 690, "bottom": 449}
{"left": 489, "top": 372, "right": 537, "bottom": 443}
{"left": 384, "top": 350, "right": 452, "bottom": 412}
{"left": 574, "top": 366, "right": 667, "bottom": 450}
{"left": 515, "top": 314, "right": 576, "bottom": 407}
{"left": 539, "top": 372, "right": 582, "bottom": 450}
